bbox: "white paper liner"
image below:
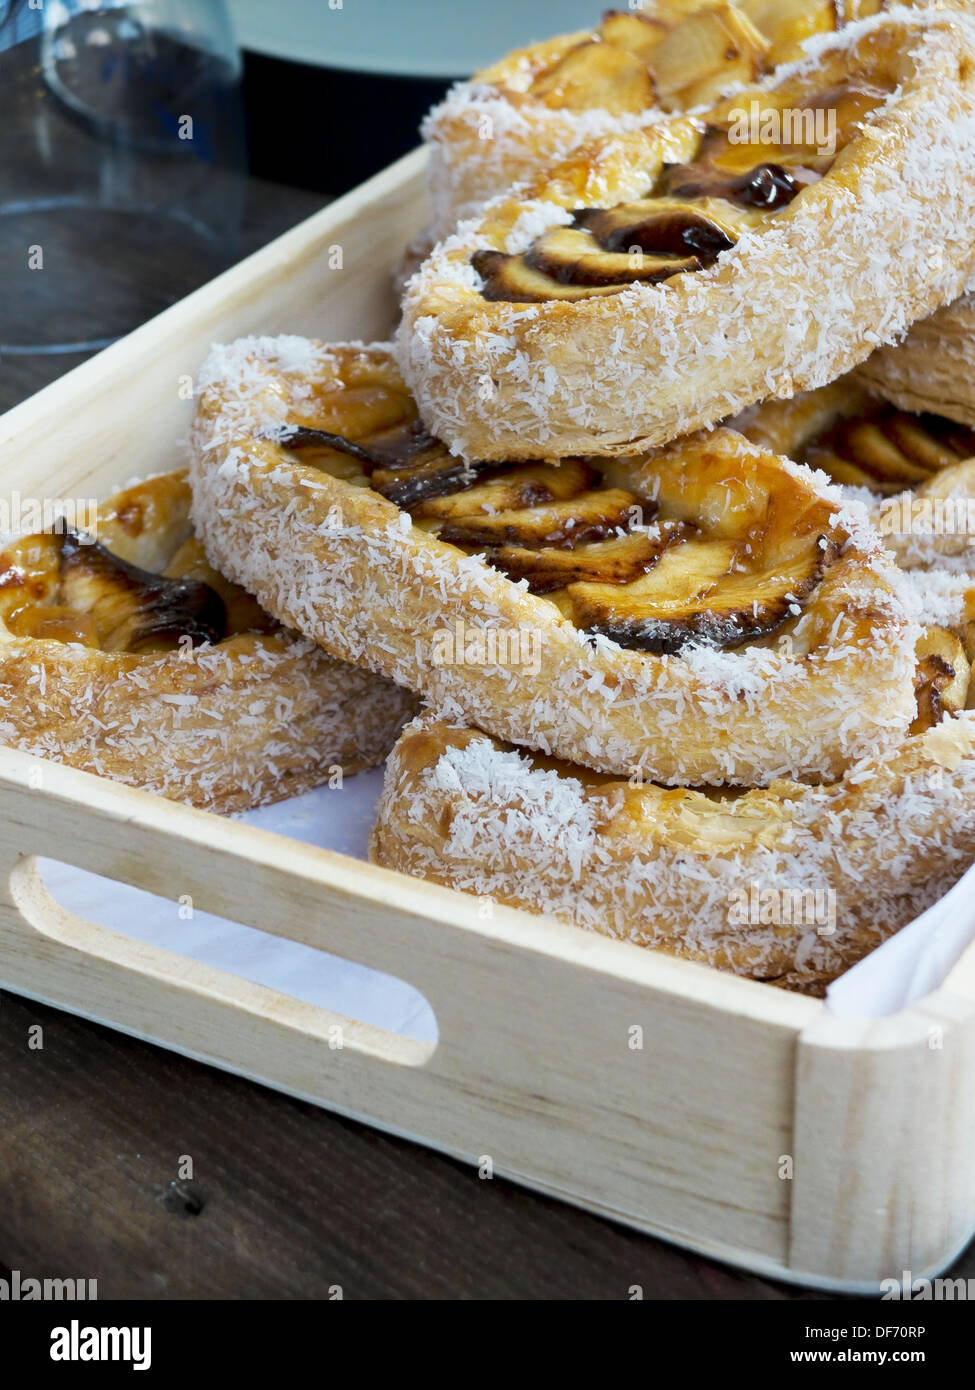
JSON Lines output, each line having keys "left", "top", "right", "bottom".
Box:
{"left": 37, "top": 773, "right": 975, "bottom": 1027}
{"left": 826, "top": 859, "right": 975, "bottom": 1017}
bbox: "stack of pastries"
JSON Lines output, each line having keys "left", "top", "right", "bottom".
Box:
{"left": 12, "top": 5, "right": 975, "bottom": 992}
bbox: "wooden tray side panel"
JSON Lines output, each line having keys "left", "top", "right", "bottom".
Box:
{"left": 789, "top": 999, "right": 975, "bottom": 1284}
{"left": 0, "top": 749, "right": 808, "bottom": 1269}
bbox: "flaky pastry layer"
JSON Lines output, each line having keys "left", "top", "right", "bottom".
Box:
{"left": 371, "top": 704, "right": 975, "bottom": 994}
{"left": 856, "top": 288, "right": 975, "bottom": 429}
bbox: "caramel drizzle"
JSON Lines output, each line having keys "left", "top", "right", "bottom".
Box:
{"left": 1, "top": 531, "right": 226, "bottom": 651}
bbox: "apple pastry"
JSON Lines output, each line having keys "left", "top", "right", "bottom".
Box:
{"left": 370, "top": 606, "right": 975, "bottom": 994}
{"left": 423, "top": 0, "right": 788, "bottom": 239}
{"left": 423, "top": 1, "right": 975, "bottom": 241}
{"left": 423, "top": 0, "right": 954, "bottom": 239}
{"left": 190, "top": 335, "right": 920, "bottom": 788}
{"left": 856, "top": 288, "right": 975, "bottom": 430}
{"left": 0, "top": 470, "right": 415, "bottom": 811}
{"left": 735, "top": 374, "right": 975, "bottom": 569}
{"left": 400, "top": 11, "right": 975, "bottom": 461}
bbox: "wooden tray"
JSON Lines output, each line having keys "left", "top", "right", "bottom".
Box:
{"left": 1, "top": 147, "right": 973, "bottom": 1293}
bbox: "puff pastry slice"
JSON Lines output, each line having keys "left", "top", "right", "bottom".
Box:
{"left": 0, "top": 470, "right": 415, "bottom": 811}
{"left": 370, "top": 647, "right": 975, "bottom": 996}
{"left": 189, "top": 335, "right": 920, "bottom": 788}
{"left": 400, "top": 11, "right": 975, "bottom": 460}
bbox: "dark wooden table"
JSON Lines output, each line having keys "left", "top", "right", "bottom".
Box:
{"left": 0, "top": 166, "right": 972, "bottom": 1303}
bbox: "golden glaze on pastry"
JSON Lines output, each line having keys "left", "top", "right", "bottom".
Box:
{"left": 423, "top": 0, "right": 966, "bottom": 239}
{"left": 400, "top": 13, "right": 975, "bottom": 460}
{"left": 734, "top": 375, "right": 975, "bottom": 568}
{"left": 856, "top": 289, "right": 975, "bottom": 429}
{"left": 370, "top": 679, "right": 975, "bottom": 996}
{"left": 189, "top": 335, "right": 920, "bottom": 788}
{"left": 0, "top": 470, "right": 415, "bottom": 811}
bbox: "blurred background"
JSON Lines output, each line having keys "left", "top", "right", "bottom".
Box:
{"left": 234, "top": 0, "right": 598, "bottom": 193}
{"left": 0, "top": 0, "right": 596, "bottom": 397}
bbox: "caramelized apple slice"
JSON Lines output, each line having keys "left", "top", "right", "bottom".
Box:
{"left": 485, "top": 523, "right": 691, "bottom": 593}
{"left": 285, "top": 421, "right": 438, "bottom": 470}
{"left": 414, "top": 460, "right": 596, "bottom": 521}
{"left": 286, "top": 421, "right": 494, "bottom": 510}
{"left": 164, "top": 536, "right": 275, "bottom": 635}
{"left": 6, "top": 605, "right": 99, "bottom": 647}
{"left": 803, "top": 409, "right": 961, "bottom": 496}
{"left": 574, "top": 200, "right": 739, "bottom": 260}
{"left": 880, "top": 416, "right": 960, "bottom": 472}
{"left": 59, "top": 533, "right": 226, "bottom": 653}
{"left": 474, "top": 245, "right": 693, "bottom": 302}
{"left": 563, "top": 534, "right": 824, "bottom": 653}
{"left": 473, "top": 249, "right": 632, "bottom": 302}
{"left": 912, "top": 627, "right": 971, "bottom": 735}
{"left": 843, "top": 0, "right": 885, "bottom": 16}
{"left": 827, "top": 421, "right": 931, "bottom": 486}
{"left": 562, "top": 537, "right": 736, "bottom": 644}
{"left": 939, "top": 421, "right": 975, "bottom": 460}
{"left": 808, "top": 81, "right": 892, "bottom": 159}
{"left": 738, "top": 0, "right": 837, "bottom": 64}
{"left": 650, "top": 5, "right": 769, "bottom": 110}
{"left": 438, "top": 489, "right": 639, "bottom": 549}
{"left": 377, "top": 460, "right": 497, "bottom": 511}
{"left": 803, "top": 446, "right": 897, "bottom": 495}
{"left": 0, "top": 533, "right": 62, "bottom": 626}
{"left": 657, "top": 152, "right": 817, "bottom": 209}
{"left": 598, "top": 9, "right": 669, "bottom": 62}
{"left": 525, "top": 226, "right": 701, "bottom": 286}
{"left": 296, "top": 384, "right": 416, "bottom": 440}
{"left": 528, "top": 40, "right": 656, "bottom": 115}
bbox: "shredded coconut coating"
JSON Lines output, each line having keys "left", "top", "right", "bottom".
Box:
{"left": 898, "top": 565, "right": 975, "bottom": 628}
{"left": 399, "top": 12, "right": 975, "bottom": 461}
{"left": 371, "top": 705, "right": 975, "bottom": 994}
{"left": 189, "top": 335, "right": 921, "bottom": 788}
{"left": 0, "top": 470, "right": 415, "bottom": 813}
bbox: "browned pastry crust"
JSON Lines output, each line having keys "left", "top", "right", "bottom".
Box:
{"left": 189, "top": 335, "right": 921, "bottom": 788}
{"left": 400, "top": 12, "right": 975, "bottom": 460}
{"left": 0, "top": 470, "right": 415, "bottom": 811}
{"left": 370, "top": 683, "right": 975, "bottom": 993}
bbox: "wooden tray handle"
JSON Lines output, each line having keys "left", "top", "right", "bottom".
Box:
{"left": 0, "top": 747, "right": 478, "bottom": 1065}
{"left": 8, "top": 854, "right": 436, "bottom": 1066}
{"left": 4, "top": 744, "right": 780, "bottom": 1253}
